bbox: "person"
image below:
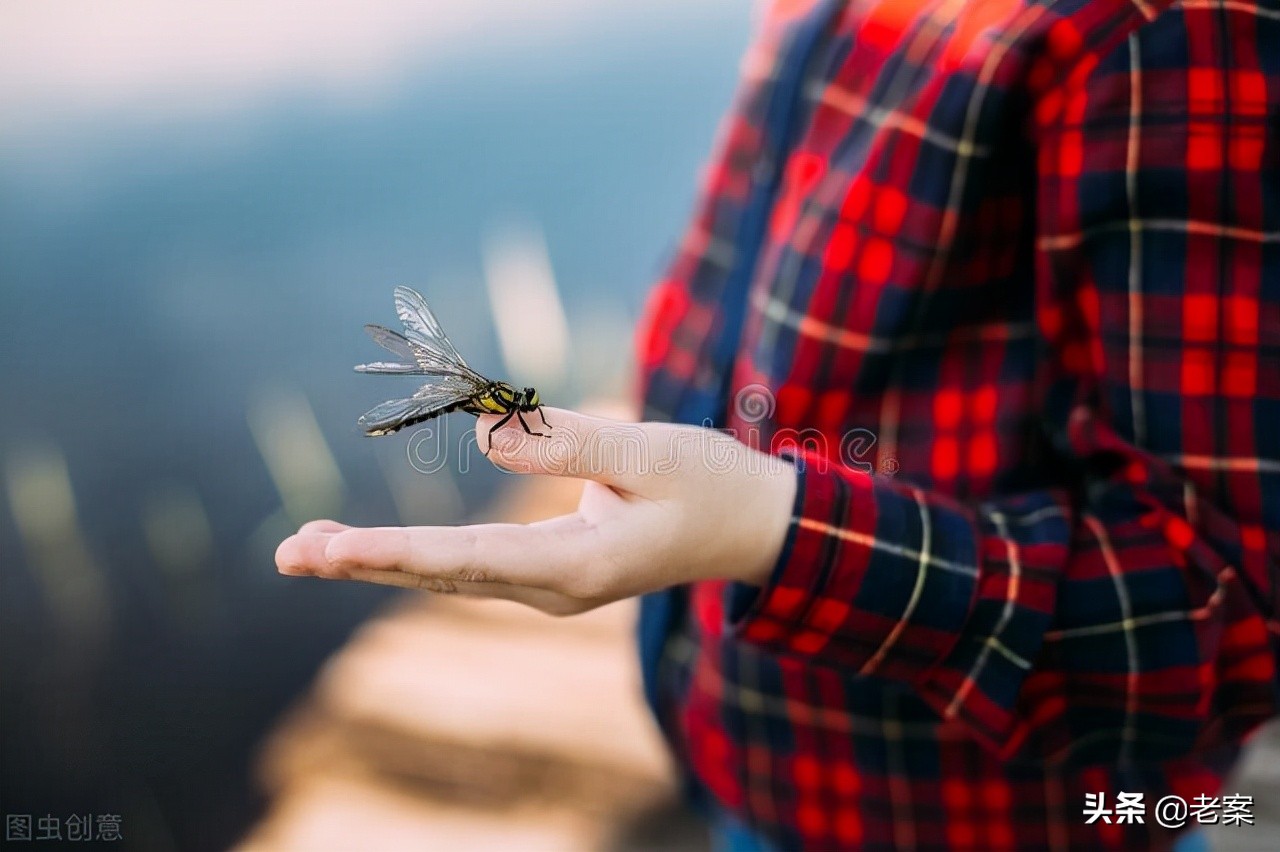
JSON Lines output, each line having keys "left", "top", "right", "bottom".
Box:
{"left": 276, "top": 0, "right": 1279, "bottom": 848}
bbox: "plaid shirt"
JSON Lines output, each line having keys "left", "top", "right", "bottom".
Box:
{"left": 635, "top": 0, "right": 1280, "bottom": 849}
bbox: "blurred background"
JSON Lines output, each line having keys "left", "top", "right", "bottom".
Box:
{"left": 0, "top": 2, "right": 755, "bottom": 849}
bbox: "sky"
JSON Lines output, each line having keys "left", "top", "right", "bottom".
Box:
{"left": 0, "top": 0, "right": 747, "bottom": 138}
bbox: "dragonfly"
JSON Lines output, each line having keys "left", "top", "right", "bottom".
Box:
{"left": 354, "top": 286, "right": 549, "bottom": 448}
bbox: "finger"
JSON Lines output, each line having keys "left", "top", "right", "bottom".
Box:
{"left": 283, "top": 536, "right": 591, "bottom": 613}
{"left": 333, "top": 567, "right": 592, "bottom": 615}
{"left": 478, "top": 406, "right": 660, "bottom": 492}
{"left": 322, "top": 516, "right": 592, "bottom": 592}
{"left": 276, "top": 530, "right": 336, "bottom": 576}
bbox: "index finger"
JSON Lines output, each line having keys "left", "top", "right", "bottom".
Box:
{"left": 478, "top": 406, "right": 667, "bottom": 493}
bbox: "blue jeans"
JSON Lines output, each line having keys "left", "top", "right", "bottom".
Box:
{"left": 711, "top": 810, "right": 774, "bottom": 852}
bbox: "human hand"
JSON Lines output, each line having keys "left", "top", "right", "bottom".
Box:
{"left": 275, "top": 407, "right": 797, "bottom": 615}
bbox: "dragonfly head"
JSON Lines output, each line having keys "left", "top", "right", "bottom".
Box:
{"left": 520, "top": 387, "right": 541, "bottom": 410}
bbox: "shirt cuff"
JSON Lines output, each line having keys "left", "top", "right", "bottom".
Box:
{"left": 724, "top": 453, "right": 979, "bottom": 683}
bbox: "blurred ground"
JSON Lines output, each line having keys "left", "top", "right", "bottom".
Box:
{"left": 240, "top": 597, "right": 707, "bottom": 852}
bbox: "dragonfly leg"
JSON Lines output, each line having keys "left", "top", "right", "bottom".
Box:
{"left": 536, "top": 407, "right": 551, "bottom": 430}
{"left": 516, "top": 410, "right": 549, "bottom": 438}
{"left": 484, "top": 410, "right": 517, "bottom": 456}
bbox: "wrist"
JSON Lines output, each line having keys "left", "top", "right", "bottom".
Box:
{"left": 730, "top": 455, "right": 798, "bottom": 587}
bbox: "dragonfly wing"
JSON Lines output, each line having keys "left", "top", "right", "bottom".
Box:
{"left": 354, "top": 361, "right": 421, "bottom": 374}
{"left": 392, "top": 286, "right": 487, "bottom": 381}
{"left": 358, "top": 378, "right": 472, "bottom": 436}
{"left": 358, "top": 318, "right": 477, "bottom": 379}
{"left": 364, "top": 324, "right": 420, "bottom": 362}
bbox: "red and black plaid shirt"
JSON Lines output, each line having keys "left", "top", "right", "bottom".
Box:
{"left": 635, "top": 0, "right": 1280, "bottom": 849}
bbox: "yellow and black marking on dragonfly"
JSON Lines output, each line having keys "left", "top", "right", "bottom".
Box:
{"left": 354, "top": 286, "right": 549, "bottom": 450}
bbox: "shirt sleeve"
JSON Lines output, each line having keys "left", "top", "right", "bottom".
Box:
{"left": 727, "top": 8, "right": 1280, "bottom": 766}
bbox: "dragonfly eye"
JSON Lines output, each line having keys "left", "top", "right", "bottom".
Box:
{"left": 526, "top": 388, "right": 540, "bottom": 407}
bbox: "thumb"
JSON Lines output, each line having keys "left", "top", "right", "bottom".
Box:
{"left": 478, "top": 406, "right": 653, "bottom": 491}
